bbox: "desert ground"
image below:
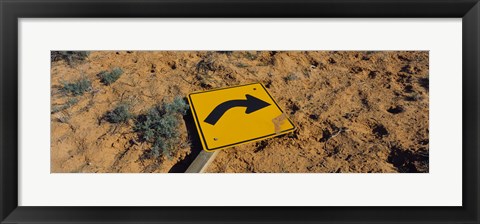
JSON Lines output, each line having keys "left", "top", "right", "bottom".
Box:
{"left": 51, "top": 51, "right": 429, "bottom": 173}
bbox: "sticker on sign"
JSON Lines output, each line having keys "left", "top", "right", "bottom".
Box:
{"left": 188, "top": 83, "right": 296, "bottom": 152}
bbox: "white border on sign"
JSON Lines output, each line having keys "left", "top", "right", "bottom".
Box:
{"left": 19, "top": 18, "right": 462, "bottom": 206}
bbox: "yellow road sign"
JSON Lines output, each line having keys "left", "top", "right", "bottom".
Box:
{"left": 188, "top": 83, "right": 296, "bottom": 152}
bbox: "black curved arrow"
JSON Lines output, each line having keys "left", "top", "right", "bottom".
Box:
{"left": 204, "top": 94, "right": 271, "bottom": 125}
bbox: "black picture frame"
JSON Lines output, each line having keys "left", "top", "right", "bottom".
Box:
{"left": 1, "top": 0, "right": 479, "bottom": 223}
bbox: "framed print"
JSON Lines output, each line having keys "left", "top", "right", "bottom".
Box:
{"left": 1, "top": 0, "right": 479, "bottom": 223}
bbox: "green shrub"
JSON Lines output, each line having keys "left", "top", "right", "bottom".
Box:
{"left": 51, "top": 97, "right": 79, "bottom": 114}
{"left": 283, "top": 73, "right": 298, "bottom": 82}
{"left": 134, "top": 96, "right": 189, "bottom": 158}
{"left": 67, "top": 97, "right": 80, "bottom": 105}
{"left": 61, "top": 77, "right": 92, "bottom": 96}
{"left": 104, "top": 104, "right": 131, "bottom": 123}
{"left": 195, "top": 59, "right": 216, "bottom": 88}
{"left": 51, "top": 51, "right": 90, "bottom": 65}
{"left": 98, "top": 67, "right": 124, "bottom": 85}
{"left": 216, "top": 51, "right": 233, "bottom": 55}
{"left": 245, "top": 52, "right": 257, "bottom": 60}
{"left": 235, "top": 63, "right": 249, "bottom": 68}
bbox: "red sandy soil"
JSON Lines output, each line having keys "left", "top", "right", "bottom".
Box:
{"left": 51, "top": 51, "right": 429, "bottom": 173}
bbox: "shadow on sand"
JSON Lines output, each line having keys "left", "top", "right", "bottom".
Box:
{"left": 168, "top": 110, "right": 203, "bottom": 173}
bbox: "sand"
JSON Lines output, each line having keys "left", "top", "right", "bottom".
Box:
{"left": 50, "top": 51, "right": 429, "bottom": 173}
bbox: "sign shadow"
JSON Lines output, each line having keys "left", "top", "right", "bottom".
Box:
{"left": 168, "top": 109, "right": 203, "bottom": 173}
